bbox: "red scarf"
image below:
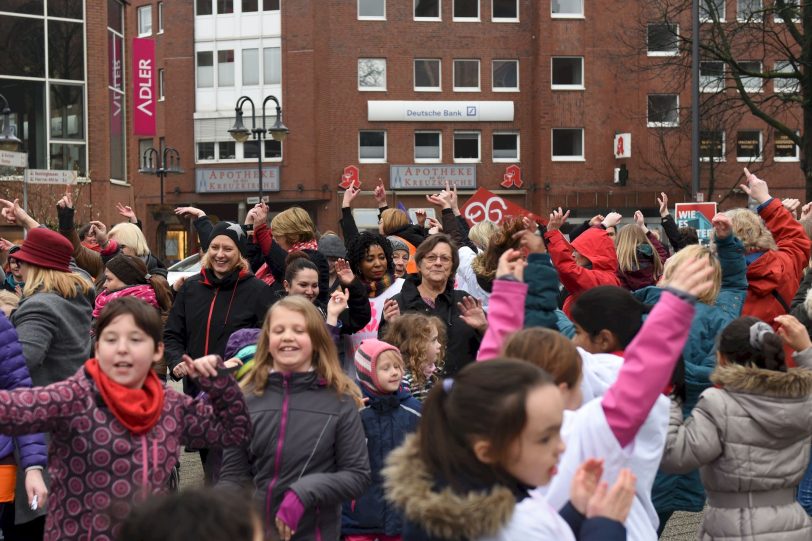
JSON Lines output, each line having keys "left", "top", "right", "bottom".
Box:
{"left": 84, "top": 358, "right": 165, "bottom": 435}
{"left": 255, "top": 239, "right": 321, "bottom": 286}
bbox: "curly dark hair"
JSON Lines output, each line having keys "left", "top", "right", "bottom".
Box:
{"left": 346, "top": 232, "right": 394, "bottom": 280}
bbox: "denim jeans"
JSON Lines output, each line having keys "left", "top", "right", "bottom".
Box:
{"left": 798, "top": 447, "right": 812, "bottom": 515}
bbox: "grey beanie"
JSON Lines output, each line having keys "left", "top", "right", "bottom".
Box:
{"left": 387, "top": 236, "right": 409, "bottom": 254}
{"left": 318, "top": 234, "right": 347, "bottom": 259}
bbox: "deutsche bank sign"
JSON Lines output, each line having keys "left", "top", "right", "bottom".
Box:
{"left": 368, "top": 101, "right": 514, "bottom": 122}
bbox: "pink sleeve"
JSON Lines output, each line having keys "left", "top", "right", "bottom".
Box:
{"left": 276, "top": 490, "right": 306, "bottom": 531}
{"left": 602, "top": 291, "right": 694, "bottom": 447}
{"left": 477, "top": 279, "right": 527, "bottom": 361}
{"left": 100, "top": 240, "right": 119, "bottom": 257}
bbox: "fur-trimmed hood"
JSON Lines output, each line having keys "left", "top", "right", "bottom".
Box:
{"left": 382, "top": 434, "right": 516, "bottom": 540}
{"left": 711, "top": 363, "right": 812, "bottom": 440}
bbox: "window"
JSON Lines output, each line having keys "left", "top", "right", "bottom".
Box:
{"left": 738, "top": 61, "right": 762, "bottom": 92}
{"left": 493, "top": 132, "right": 519, "bottom": 162}
{"left": 244, "top": 140, "right": 260, "bottom": 159}
{"left": 551, "top": 57, "right": 584, "bottom": 89}
{"left": 454, "top": 131, "right": 480, "bottom": 162}
{"left": 775, "top": 131, "right": 799, "bottom": 161}
{"left": 158, "top": 68, "right": 164, "bottom": 100}
{"left": 359, "top": 130, "right": 386, "bottom": 162}
{"left": 243, "top": 0, "right": 258, "bottom": 11}
{"left": 243, "top": 49, "right": 259, "bottom": 85}
{"left": 415, "top": 131, "right": 441, "bottom": 162}
{"left": 196, "top": 0, "right": 213, "bottom": 15}
{"left": 137, "top": 5, "right": 152, "bottom": 36}
{"left": 700, "top": 131, "right": 725, "bottom": 161}
{"left": 551, "top": 0, "right": 583, "bottom": 17}
{"left": 139, "top": 139, "right": 153, "bottom": 167}
{"left": 263, "top": 47, "right": 281, "bottom": 84}
{"left": 197, "top": 52, "right": 214, "bottom": 87}
{"left": 263, "top": 0, "right": 280, "bottom": 10}
{"left": 415, "top": 0, "right": 440, "bottom": 19}
{"left": 49, "top": 21, "right": 84, "bottom": 80}
{"left": 415, "top": 59, "right": 441, "bottom": 90}
{"left": 217, "top": 0, "right": 233, "bottom": 14}
{"left": 492, "top": 0, "right": 518, "bottom": 20}
{"left": 736, "top": 130, "right": 762, "bottom": 161}
{"left": 492, "top": 59, "right": 518, "bottom": 90}
{"left": 454, "top": 0, "right": 478, "bottom": 19}
{"left": 358, "top": 58, "right": 387, "bottom": 91}
{"left": 774, "top": 61, "right": 799, "bottom": 93}
{"left": 218, "top": 50, "right": 235, "bottom": 87}
{"left": 648, "top": 23, "right": 679, "bottom": 55}
{"left": 700, "top": 0, "right": 725, "bottom": 21}
{"left": 738, "top": 0, "right": 762, "bottom": 21}
{"left": 158, "top": 2, "right": 164, "bottom": 32}
{"left": 552, "top": 129, "right": 584, "bottom": 160}
{"left": 265, "top": 139, "right": 282, "bottom": 159}
{"left": 454, "top": 59, "right": 480, "bottom": 91}
{"left": 700, "top": 61, "right": 724, "bottom": 92}
{"left": 197, "top": 142, "right": 215, "bottom": 160}
{"left": 647, "top": 94, "right": 679, "bottom": 127}
{"left": 359, "top": 0, "right": 385, "bottom": 18}
{"left": 774, "top": 0, "right": 799, "bottom": 22}
{"left": 218, "top": 141, "right": 236, "bottom": 159}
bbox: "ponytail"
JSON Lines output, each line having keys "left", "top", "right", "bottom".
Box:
{"left": 148, "top": 274, "right": 174, "bottom": 314}
{"left": 718, "top": 316, "right": 786, "bottom": 372}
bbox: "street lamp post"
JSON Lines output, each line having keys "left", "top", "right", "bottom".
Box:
{"left": 139, "top": 145, "right": 183, "bottom": 205}
{"left": 228, "top": 95, "right": 289, "bottom": 199}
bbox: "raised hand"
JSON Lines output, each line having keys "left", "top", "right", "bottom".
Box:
{"left": 666, "top": 257, "right": 715, "bottom": 299}
{"left": 586, "top": 469, "right": 637, "bottom": 523}
{"left": 174, "top": 206, "right": 206, "bottom": 219}
{"left": 426, "top": 217, "right": 442, "bottom": 234}
{"left": 414, "top": 209, "right": 427, "bottom": 227}
{"left": 444, "top": 181, "right": 460, "bottom": 213}
{"left": 253, "top": 202, "right": 268, "bottom": 225}
{"left": 634, "top": 210, "right": 648, "bottom": 233}
{"left": 496, "top": 248, "right": 528, "bottom": 281}
{"left": 775, "top": 315, "right": 812, "bottom": 352}
{"left": 116, "top": 202, "right": 137, "bottom": 222}
{"left": 512, "top": 218, "right": 545, "bottom": 255}
{"left": 458, "top": 296, "right": 487, "bottom": 332}
{"left": 802, "top": 202, "right": 812, "bottom": 222}
{"left": 547, "top": 207, "right": 570, "bottom": 231}
{"left": 58, "top": 187, "right": 74, "bottom": 210}
{"left": 589, "top": 214, "right": 605, "bottom": 227}
{"left": 0, "top": 198, "right": 37, "bottom": 230}
{"left": 657, "top": 192, "right": 669, "bottom": 218}
{"left": 373, "top": 179, "right": 387, "bottom": 207}
{"left": 335, "top": 258, "right": 355, "bottom": 286}
{"left": 88, "top": 221, "right": 108, "bottom": 246}
{"left": 782, "top": 198, "right": 801, "bottom": 219}
{"left": 382, "top": 298, "right": 401, "bottom": 322}
{"left": 602, "top": 211, "right": 622, "bottom": 229}
{"left": 342, "top": 184, "right": 361, "bottom": 208}
{"left": 326, "top": 288, "right": 349, "bottom": 324}
{"left": 425, "top": 192, "right": 451, "bottom": 209}
{"left": 711, "top": 213, "right": 733, "bottom": 240}
{"left": 741, "top": 168, "right": 771, "bottom": 204}
{"left": 570, "top": 458, "right": 604, "bottom": 515}
{"left": 0, "top": 238, "right": 14, "bottom": 252}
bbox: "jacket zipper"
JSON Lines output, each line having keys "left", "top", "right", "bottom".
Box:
{"left": 203, "top": 288, "right": 220, "bottom": 355}
{"left": 266, "top": 374, "right": 291, "bottom": 527}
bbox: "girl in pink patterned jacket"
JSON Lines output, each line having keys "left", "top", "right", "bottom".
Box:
{"left": 0, "top": 296, "right": 252, "bottom": 541}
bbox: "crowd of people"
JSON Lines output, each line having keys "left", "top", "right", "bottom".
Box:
{"left": 0, "top": 169, "right": 810, "bottom": 540}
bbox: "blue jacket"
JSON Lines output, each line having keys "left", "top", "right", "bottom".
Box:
{"left": 522, "top": 252, "right": 576, "bottom": 337}
{"left": 634, "top": 234, "right": 747, "bottom": 514}
{"left": 0, "top": 312, "right": 47, "bottom": 469}
{"left": 341, "top": 386, "right": 422, "bottom": 536}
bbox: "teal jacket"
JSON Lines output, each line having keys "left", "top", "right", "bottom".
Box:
{"left": 635, "top": 234, "right": 747, "bottom": 514}
{"left": 522, "top": 253, "right": 576, "bottom": 337}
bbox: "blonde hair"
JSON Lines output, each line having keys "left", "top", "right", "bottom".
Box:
{"left": 200, "top": 252, "right": 249, "bottom": 274}
{"left": 614, "top": 225, "right": 663, "bottom": 277}
{"left": 725, "top": 208, "right": 777, "bottom": 252}
{"left": 109, "top": 223, "right": 151, "bottom": 257}
{"left": 468, "top": 221, "right": 499, "bottom": 250}
{"left": 242, "top": 296, "right": 363, "bottom": 406}
{"left": 23, "top": 266, "right": 93, "bottom": 298}
{"left": 271, "top": 207, "right": 316, "bottom": 245}
{"left": 380, "top": 209, "right": 410, "bottom": 235}
{"left": 660, "top": 244, "right": 721, "bottom": 305}
{"left": 381, "top": 313, "right": 446, "bottom": 389}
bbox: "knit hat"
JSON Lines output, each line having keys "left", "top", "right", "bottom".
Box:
{"left": 318, "top": 234, "right": 347, "bottom": 259}
{"left": 13, "top": 228, "right": 73, "bottom": 273}
{"left": 7, "top": 245, "right": 20, "bottom": 261}
{"left": 387, "top": 236, "right": 409, "bottom": 254}
{"left": 355, "top": 339, "right": 401, "bottom": 395}
{"left": 106, "top": 254, "right": 150, "bottom": 286}
{"left": 209, "top": 221, "right": 248, "bottom": 256}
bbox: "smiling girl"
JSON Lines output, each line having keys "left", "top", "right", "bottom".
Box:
{"left": 381, "top": 313, "right": 445, "bottom": 401}
{"left": 218, "top": 296, "right": 370, "bottom": 541}
{"left": 0, "top": 296, "right": 252, "bottom": 541}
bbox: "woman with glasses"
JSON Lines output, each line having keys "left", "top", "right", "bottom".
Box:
{"left": 378, "top": 234, "right": 484, "bottom": 376}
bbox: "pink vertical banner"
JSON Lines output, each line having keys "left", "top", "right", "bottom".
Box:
{"left": 132, "top": 38, "right": 156, "bottom": 136}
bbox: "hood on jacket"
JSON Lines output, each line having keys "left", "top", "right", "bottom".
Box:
{"left": 382, "top": 434, "right": 516, "bottom": 540}
{"left": 570, "top": 228, "right": 618, "bottom": 273}
{"left": 743, "top": 252, "right": 783, "bottom": 296}
{"left": 711, "top": 363, "right": 812, "bottom": 440}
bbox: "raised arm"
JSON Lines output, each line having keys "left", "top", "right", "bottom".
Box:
{"left": 477, "top": 250, "right": 527, "bottom": 361}
{"left": 339, "top": 186, "right": 362, "bottom": 246}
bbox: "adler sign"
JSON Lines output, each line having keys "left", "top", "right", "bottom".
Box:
{"left": 132, "top": 38, "right": 156, "bottom": 136}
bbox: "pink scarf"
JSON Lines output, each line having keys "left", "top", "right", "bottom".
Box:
{"left": 93, "top": 284, "right": 160, "bottom": 318}
{"left": 256, "top": 239, "right": 321, "bottom": 286}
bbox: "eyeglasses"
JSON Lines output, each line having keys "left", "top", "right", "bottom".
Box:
{"left": 423, "top": 254, "right": 452, "bottom": 264}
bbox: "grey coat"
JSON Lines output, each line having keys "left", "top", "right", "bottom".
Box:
{"left": 661, "top": 353, "right": 812, "bottom": 540}
{"left": 11, "top": 290, "right": 94, "bottom": 386}
{"left": 218, "top": 371, "right": 370, "bottom": 541}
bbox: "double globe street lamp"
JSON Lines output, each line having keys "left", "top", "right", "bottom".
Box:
{"left": 0, "top": 94, "right": 22, "bottom": 152}
{"left": 228, "top": 95, "right": 288, "bottom": 200}
{"left": 138, "top": 145, "right": 183, "bottom": 206}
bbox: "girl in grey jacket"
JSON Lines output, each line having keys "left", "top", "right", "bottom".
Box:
{"left": 218, "top": 296, "right": 371, "bottom": 541}
{"left": 661, "top": 315, "right": 812, "bottom": 540}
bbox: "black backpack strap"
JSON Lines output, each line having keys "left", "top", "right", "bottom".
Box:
{"left": 772, "top": 289, "right": 791, "bottom": 313}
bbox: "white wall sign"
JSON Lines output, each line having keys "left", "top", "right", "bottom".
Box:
{"left": 369, "top": 101, "right": 514, "bottom": 122}
{"left": 196, "top": 167, "right": 280, "bottom": 193}
{"left": 24, "top": 169, "right": 77, "bottom": 185}
{"left": 390, "top": 165, "right": 476, "bottom": 190}
{"left": 614, "top": 133, "right": 631, "bottom": 159}
{"left": 0, "top": 151, "right": 27, "bottom": 168}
